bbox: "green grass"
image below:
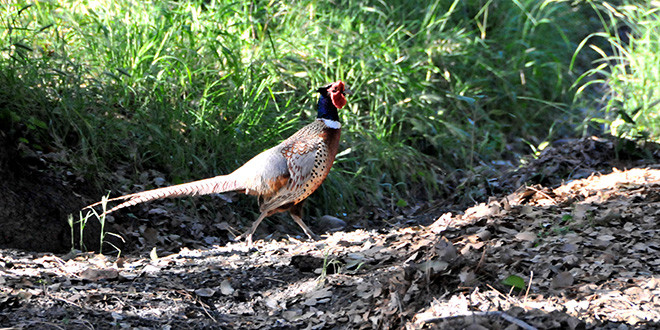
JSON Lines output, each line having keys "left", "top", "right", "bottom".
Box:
{"left": 574, "top": 1, "right": 660, "bottom": 142}
{"left": 1, "top": 0, "right": 602, "bottom": 219}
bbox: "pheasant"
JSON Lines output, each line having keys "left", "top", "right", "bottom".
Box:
{"left": 86, "top": 81, "right": 349, "bottom": 245}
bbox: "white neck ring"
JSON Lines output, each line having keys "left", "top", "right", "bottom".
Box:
{"left": 319, "top": 118, "right": 341, "bottom": 129}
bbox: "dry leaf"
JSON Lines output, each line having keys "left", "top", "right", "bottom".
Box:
{"left": 220, "top": 279, "right": 234, "bottom": 295}
{"left": 551, "top": 271, "right": 574, "bottom": 289}
{"left": 195, "top": 288, "right": 215, "bottom": 297}
{"left": 515, "top": 231, "right": 537, "bottom": 242}
{"left": 573, "top": 203, "right": 592, "bottom": 221}
{"left": 459, "top": 270, "right": 476, "bottom": 285}
{"left": 597, "top": 234, "right": 615, "bottom": 241}
{"left": 79, "top": 268, "right": 118, "bottom": 281}
{"left": 418, "top": 260, "right": 449, "bottom": 273}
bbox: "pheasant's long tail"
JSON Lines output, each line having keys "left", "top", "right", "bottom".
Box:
{"left": 85, "top": 175, "right": 243, "bottom": 215}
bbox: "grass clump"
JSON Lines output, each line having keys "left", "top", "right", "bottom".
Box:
{"left": 574, "top": 1, "right": 660, "bottom": 142}
{"left": 1, "top": 0, "right": 599, "bottom": 219}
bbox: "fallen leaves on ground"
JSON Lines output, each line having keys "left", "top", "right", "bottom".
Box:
{"left": 2, "top": 138, "right": 660, "bottom": 329}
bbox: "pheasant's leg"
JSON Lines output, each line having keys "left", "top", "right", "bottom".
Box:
{"left": 289, "top": 203, "right": 319, "bottom": 240}
{"left": 238, "top": 211, "right": 268, "bottom": 246}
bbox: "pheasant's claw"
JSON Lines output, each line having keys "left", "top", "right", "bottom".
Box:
{"left": 233, "top": 232, "right": 246, "bottom": 241}
{"left": 307, "top": 232, "right": 320, "bottom": 241}
{"left": 234, "top": 232, "right": 254, "bottom": 247}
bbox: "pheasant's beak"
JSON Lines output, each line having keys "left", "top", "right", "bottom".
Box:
{"left": 343, "top": 87, "right": 353, "bottom": 95}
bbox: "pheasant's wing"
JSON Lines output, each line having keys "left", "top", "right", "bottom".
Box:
{"left": 283, "top": 140, "right": 321, "bottom": 191}
{"left": 227, "top": 146, "right": 291, "bottom": 197}
{"left": 259, "top": 136, "right": 328, "bottom": 211}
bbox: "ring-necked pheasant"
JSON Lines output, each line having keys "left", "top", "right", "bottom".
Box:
{"left": 86, "top": 81, "right": 349, "bottom": 245}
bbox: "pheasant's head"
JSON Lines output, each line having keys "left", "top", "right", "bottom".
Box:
{"left": 316, "top": 81, "right": 349, "bottom": 122}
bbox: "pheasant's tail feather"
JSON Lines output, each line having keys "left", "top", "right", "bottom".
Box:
{"left": 84, "top": 175, "right": 243, "bottom": 215}
{"left": 83, "top": 195, "right": 134, "bottom": 210}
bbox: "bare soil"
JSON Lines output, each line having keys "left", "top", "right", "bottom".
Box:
{"left": 1, "top": 136, "right": 660, "bottom": 329}
{"left": 0, "top": 127, "right": 100, "bottom": 253}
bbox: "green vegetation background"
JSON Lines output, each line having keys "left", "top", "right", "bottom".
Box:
{"left": 1, "top": 0, "right": 658, "bottom": 217}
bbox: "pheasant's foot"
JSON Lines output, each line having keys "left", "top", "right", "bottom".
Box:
{"left": 234, "top": 232, "right": 255, "bottom": 247}
{"left": 305, "top": 232, "right": 320, "bottom": 241}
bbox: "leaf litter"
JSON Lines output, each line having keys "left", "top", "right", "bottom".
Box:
{"left": 1, "top": 137, "right": 660, "bottom": 329}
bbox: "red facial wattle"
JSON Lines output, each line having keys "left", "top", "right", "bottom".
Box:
{"left": 330, "top": 81, "right": 347, "bottom": 109}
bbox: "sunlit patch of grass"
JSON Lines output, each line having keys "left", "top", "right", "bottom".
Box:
{"left": 574, "top": 1, "right": 660, "bottom": 143}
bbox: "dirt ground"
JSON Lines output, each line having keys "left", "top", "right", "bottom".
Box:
{"left": 1, "top": 136, "right": 660, "bottom": 329}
